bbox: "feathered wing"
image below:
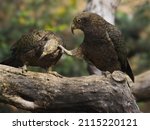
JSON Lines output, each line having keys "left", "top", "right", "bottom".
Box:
{"left": 1, "top": 30, "right": 64, "bottom": 69}
{"left": 1, "top": 30, "right": 47, "bottom": 67}
{"left": 106, "top": 24, "right": 134, "bottom": 82}
{"left": 11, "top": 30, "right": 48, "bottom": 56}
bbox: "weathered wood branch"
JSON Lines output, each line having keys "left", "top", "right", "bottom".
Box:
{"left": 133, "top": 71, "right": 150, "bottom": 102}
{"left": 0, "top": 64, "right": 140, "bottom": 112}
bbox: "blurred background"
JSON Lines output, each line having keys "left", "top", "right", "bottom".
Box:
{"left": 0, "top": 0, "right": 149, "bottom": 112}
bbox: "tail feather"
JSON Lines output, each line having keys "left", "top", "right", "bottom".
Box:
{"left": 123, "top": 60, "right": 134, "bottom": 82}
{"left": 0, "top": 57, "right": 22, "bottom": 67}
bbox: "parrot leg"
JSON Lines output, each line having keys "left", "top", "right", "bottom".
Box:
{"left": 58, "top": 45, "right": 73, "bottom": 56}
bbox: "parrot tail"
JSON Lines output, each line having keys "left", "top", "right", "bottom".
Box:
{"left": 0, "top": 56, "right": 22, "bottom": 67}
{"left": 125, "top": 60, "right": 134, "bottom": 82}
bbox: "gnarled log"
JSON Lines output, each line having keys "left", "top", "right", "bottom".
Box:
{"left": 133, "top": 71, "right": 150, "bottom": 102}
{"left": 0, "top": 65, "right": 140, "bottom": 112}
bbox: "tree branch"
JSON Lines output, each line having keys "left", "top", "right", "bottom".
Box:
{"left": 0, "top": 65, "right": 140, "bottom": 112}
{"left": 133, "top": 71, "right": 150, "bottom": 102}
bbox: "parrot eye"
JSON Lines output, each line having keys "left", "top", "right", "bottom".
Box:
{"left": 77, "top": 19, "right": 81, "bottom": 23}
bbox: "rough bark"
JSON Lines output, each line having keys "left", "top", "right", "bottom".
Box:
{"left": 133, "top": 71, "right": 150, "bottom": 102}
{"left": 0, "top": 65, "right": 140, "bottom": 113}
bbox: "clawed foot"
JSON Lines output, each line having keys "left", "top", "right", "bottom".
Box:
{"left": 102, "top": 71, "right": 110, "bottom": 77}
{"left": 21, "top": 65, "right": 28, "bottom": 74}
{"left": 47, "top": 71, "right": 63, "bottom": 78}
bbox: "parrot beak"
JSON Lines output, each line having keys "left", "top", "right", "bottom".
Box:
{"left": 71, "top": 23, "right": 76, "bottom": 34}
{"left": 40, "top": 52, "right": 47, "bottom": 59}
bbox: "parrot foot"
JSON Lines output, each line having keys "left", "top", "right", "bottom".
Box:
{"left": 47, "top": 71, "right": 63, "bottom": 78}
{"left": 102, "top": 71, "right": 110, "bottom": 78}
{"left": 21, "top": 65, "right": 28, "bottom": 74}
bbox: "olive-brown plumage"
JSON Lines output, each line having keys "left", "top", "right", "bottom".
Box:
{"left": 71, "top": 12, "right": 134, "bottom": 82}
{"left": 0, "top": 29, "right": 63, "bottom": 72}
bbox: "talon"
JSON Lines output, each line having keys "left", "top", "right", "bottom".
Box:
{"left": 21, "top": 65, "right": 28, "bottom": 74}
{"left": 47, "top": 71, "right": 63, "bottom": 78}
{"left": 102, "top": 71, "right": 110, "bottom": 77}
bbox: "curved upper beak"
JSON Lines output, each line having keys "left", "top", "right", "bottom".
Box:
{"left": 39, "top": 52, "right": 47, "bottom": 59}
{"left": 71, "top": 23, "right": 76, "bottom": 34}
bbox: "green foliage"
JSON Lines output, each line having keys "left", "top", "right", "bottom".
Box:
{"left": 0, "top": 43, "right": 11, "bottom": 60}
